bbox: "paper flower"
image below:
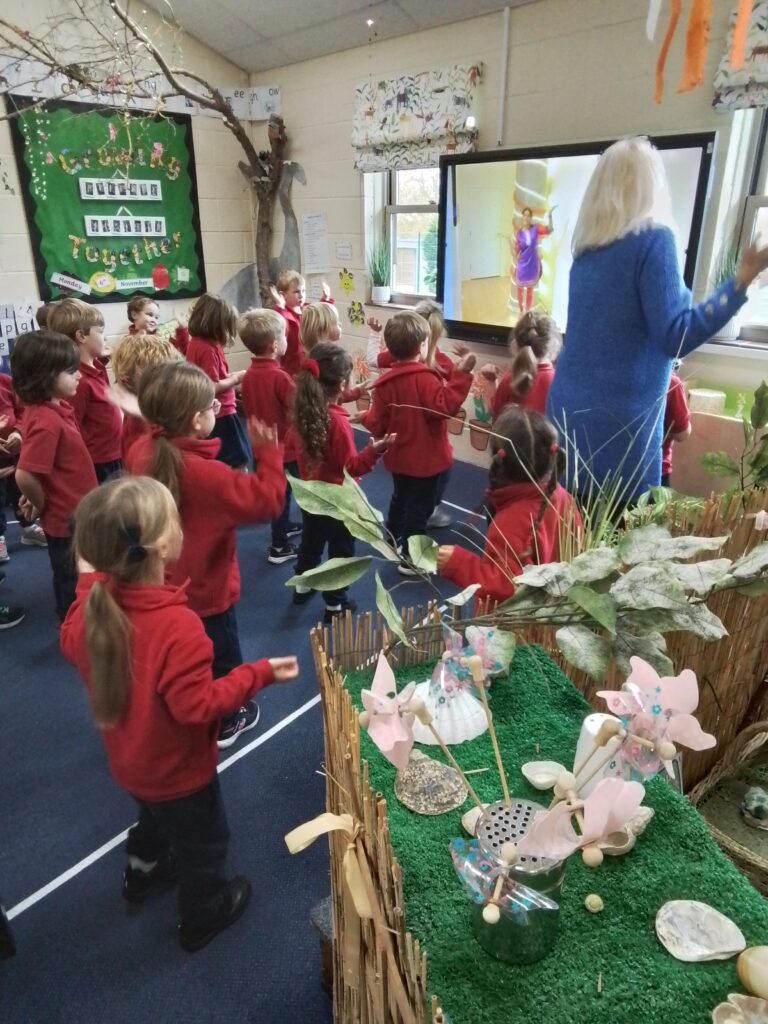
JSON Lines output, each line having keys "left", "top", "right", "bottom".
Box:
{"left": 597, "top": 657, "right": 715, "bottom": 778}
{"left": 516, "top": 801, "right": 581, "bottom": 861}
{"left": 465, "top": 625, "right": 516, "bottom": 676}
{"left": 580, "top": 778, "right": 645, "bottom": 843}
{"left": 360, "top": 652, "right": 416, "bottom": 770}
{"left": 450, "top": 837, "right": 559, "bottom": 917}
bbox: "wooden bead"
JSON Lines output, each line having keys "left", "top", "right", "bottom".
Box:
{"left": 582, "top": 844, "right": 604, "bottom": 868}
{"left": 358, "top": 710, "right": 370, "bottom": 729}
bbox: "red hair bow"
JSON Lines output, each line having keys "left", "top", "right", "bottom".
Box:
{"left": 304, "top": 359, "right": 320, "bottom": 378}
{"left": 149, "top": 424, "right": 167, "bottom": 439}
{"left": 91, "top": 571, "right": 110, "bottom": 584}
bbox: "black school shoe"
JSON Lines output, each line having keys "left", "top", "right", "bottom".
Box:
{"left": 323, "top": 598, "right": 357, "bottom": 624}
{"left": 122, "top": 854, "right": 180, "bottom": 904}
{"left": 178, "top": 876, "right": 252, "bottom": 953}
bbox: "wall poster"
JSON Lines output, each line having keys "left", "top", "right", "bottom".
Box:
{"left": 7, "top": 97, "right": 206, "bottom": 302}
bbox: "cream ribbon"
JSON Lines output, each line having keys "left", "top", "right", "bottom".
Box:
{"left": 285, "top": 812, "right": 373, "bottom": 988}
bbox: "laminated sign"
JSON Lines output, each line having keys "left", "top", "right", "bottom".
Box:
{"left": 8, "top": 98, "right": 206, "bottom": 302}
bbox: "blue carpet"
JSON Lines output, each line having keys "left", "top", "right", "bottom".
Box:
{"left": 0, "top": 449, "right": 487, "bottom": 1022}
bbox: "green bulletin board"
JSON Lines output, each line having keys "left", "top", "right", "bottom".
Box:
{"left": 8, "top": 99, "right": 206, "bottom": 302}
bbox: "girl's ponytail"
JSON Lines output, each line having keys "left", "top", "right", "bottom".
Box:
{"left": 148, "top": 433, "right": 184, "bottom": 507}
{"left": 509, "top": 311, "right": 561, "bottom": 398}
{"left": 414, "top": 299, "right": 445, "bottom": 368}
{"left": 509, "top": 345, "right": 538, "bottom": 398}
{"left": 293, "top": 343, "right": 353, "bottom": 467}
{"left": 84, "top": 579, "right": 131, "bottom": 727}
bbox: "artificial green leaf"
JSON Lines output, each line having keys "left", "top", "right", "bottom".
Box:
{"left": 407, "top": 535, "right": 438, "bottom": 573}
{"left": 446, "top": 584, "right": 481, "bottom": 607}
{"left": 555, "top": 625, "right": 611, "bottom": 681}
{"left": 570, "top": 546, "right": 621, "bottom": 583}
{"left": 664, "top": 603, "right": 728, "bottom": 641}
{"left": 730, "top": 541, "right": 768, "bottom": 579}
{"left": 566, "top": 584, "right": 617, "bottom": 634}
{"left": 288, "top": 474, "right": 396, "bottom": 561}
{"left": 514, "top": 561, "right": 575, "bottom": 596}
{"left": 737, "top": 579, "right": 768, "bottom": 596}
{"left": 610, "top": 564, "right": 687, "bottom": 611}
{"left": 343, "top": 470, "right": 384, "bottom": 523}
{"left": 743, "top": 416, "right": 755, "bottom": 446}
{"left": 285, "top": 556, "right": 372, "bottom": 591}
{"left": 612, "top": 630, "right": 673, "bottom": 677}
{"left": 496, "top": 585, "right": 551, "bottom": 611}
{"left": 466, "top": 625, "right": 516, "bottom": 673}
{"left": 666, "top": 558, "right": 732, "bottom": 596}
{"left": 700, "top": 451, "right": 740, "bottom": 478}
{"left": 374, "top": 572, "right": 411, "bottom": 647}
{"left": 750, "top": 381, "right": 768, "bottom": 430}
{"left": 653, "top": 535, "right": 728, "bottom": 561}
{"left": 617, "top": 524, "right": 671, "bottom": 565}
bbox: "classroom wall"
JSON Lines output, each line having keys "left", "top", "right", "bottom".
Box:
{"left": 243, "top": 0, "right": 764, "bottom": 416}
{"left": 0, "top": 0, "right": 253, "bottom": 341}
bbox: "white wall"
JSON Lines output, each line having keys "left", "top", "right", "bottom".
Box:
{"left": 0, "top": 0, "right": 253, "bottom": 341}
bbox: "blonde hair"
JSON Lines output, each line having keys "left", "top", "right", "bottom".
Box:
{"left": 137, "top": 362, "right": 214, "bottom": 507}
{"left": 299, "top": 302, "right": 340, "bottom": 352}
{"left": 239, "top": 308, "right": 285, "bottom": 355}
{"left": 72, "top": 476, "right": 182, "bottom": 728}
{"left": 413, "top": 299, "right": 445, "bottom": 367}
{"left": 47, "top": 297, "right": 104, "bottom": 340}
{"left": 187, "top": 293, "right": 238, "bottom": 347}
{"left": 276, "top": 269, "right": 304, "bottom": 293}
{"left": 110, "top": 332, "right": 181, "bottom": 392}
{"left": 383, "top": 311, "right": 429, "bottom": 361}
{"left": 571, "top": 137, "right": 669, "bottom": 257}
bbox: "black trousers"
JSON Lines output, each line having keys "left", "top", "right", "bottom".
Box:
{"left": 386, "top": 472, "right": 441, "bottom": 549}
{"left": 0, "top": 474, "right": 33, "bottom": 535}
{"left": 94, "top": 459, "right": 123, "bottom": 484}
{"left": 202, "top": 606, "right": 245, "bottom": 732}
{"left": 45, "top": 534, "right": 76, "bottom": 622}
{"left": 295, "top": 511, "right": 355, "bottom": 606}
{"left": 127, "top": 775, "right": 230, "bottom": 930}
{"left": 270, "top": 460, "right": 298, "bottom": 548}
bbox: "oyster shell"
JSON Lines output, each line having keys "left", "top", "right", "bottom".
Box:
{"left": 394, "top": 750, "right": 468, "bottom": 816}
{"left": 656, "top": 900, "right": 745, "bottom": 962}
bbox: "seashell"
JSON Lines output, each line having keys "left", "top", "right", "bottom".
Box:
{"left": 738, "top": 948, "right": 768, "bottom": 1001}
{"left": 600, "top": 828, "right": 635, "bottom": 857}
{"left": 742, "top": 787, "right": 768, "bottom": 831}
{"left": 461, "top": 803, "right": 489, "bottom": 836}
{"left": 584, "top": 893, "right": 604, "bottom": 913}
{"left": 521, "top": 760, "right": 567, "bottom": 791}
{"left": 410, "top": 678, "right": 487, "bottom": 746}
{"left": 712, "top": 992, "right": 768, "bottom": 1024}
{"left": 627, "top": 805, "right": 654, "bottom": 837}
{"left": 656, "top": 900, "right": 745, "bottom": 962}
{"left": 394, "top": 750, "right": 468, "bottom": 816}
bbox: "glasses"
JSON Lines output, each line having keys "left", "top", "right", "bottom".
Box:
{"left": 208, "top": 398, "right": 221, "bottom": 415}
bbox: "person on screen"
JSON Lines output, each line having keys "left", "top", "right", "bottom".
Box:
{"left": 512, "top": 205, "right": 555, "bottom": 314}
{"left": 546, "top": 136, "right": 768, "bottom": 507}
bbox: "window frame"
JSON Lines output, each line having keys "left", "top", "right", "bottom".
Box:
{"left": 384, "top": 169, "right": 439, "bottom": 306}
{"left": 736, "top": 194, "right": 768, "bottom": 345}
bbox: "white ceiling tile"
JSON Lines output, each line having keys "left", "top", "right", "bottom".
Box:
{"left": 226, "top": 39, "right": 292, "bottom": 73}
{"left": 394, "top": 0, "right": 518, "bottom": 30}
{"left": 276, "top": 1, "right": 418, "bottom": 65}
{"left": 151, "top": 0, "right": 264, "bottom": 52}
{"left": 222, "top": 0, "right": 373, "bottom": 39}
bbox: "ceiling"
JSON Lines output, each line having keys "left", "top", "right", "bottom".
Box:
{"left": 149, "top": 0, "right": 531, "bottom": 72}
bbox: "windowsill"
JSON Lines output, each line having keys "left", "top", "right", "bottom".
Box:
{"left": 699, "top": 339, "right": 768, "bottom": 359}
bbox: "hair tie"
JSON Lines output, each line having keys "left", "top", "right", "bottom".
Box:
{"left": 496, "top": 448, "right": 507, "bottom": 459}
{"left": 91, "top": 571, "right": 110, "bottom": 584}
{"left": 550, "top": 442, "right": 559, "bottom": 453}
{"left": 304, "top": 358, "right": 320, "bottom": 379}
{"left": 149, "top": 424, "right": 167, "bottom": 439}
{"left": 119, "top": 524, "right": 147, "bottom": 565}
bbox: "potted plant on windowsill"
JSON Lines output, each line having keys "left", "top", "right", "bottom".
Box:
{"left": 368, "top": 240, "right": 392, "bottom": 305}
{"left": 712, "top": 238, "right": 742, "bottom": 342}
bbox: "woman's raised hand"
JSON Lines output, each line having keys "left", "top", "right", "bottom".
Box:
{"left": 736, "top": 239, "right": 768, "bottom": 289}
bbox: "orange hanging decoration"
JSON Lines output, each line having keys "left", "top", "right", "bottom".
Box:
{"left": 678, "top": 0, "right": 713, "bottom": 93}
{"left": 729, "top": 0, "right": 752, "bottom": 70}
{"left": 654, "top": 0, "right": 683, "bottom": 103}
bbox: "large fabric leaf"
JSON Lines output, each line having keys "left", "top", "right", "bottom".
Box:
{"left": 555, "top": 626, "right": 611, "bottom": 680}
{"left": 374, "top": 572, "right": 411, "bottom": 647}
{"left": 612, "top": 631, "right": 673, "bottom": 677}
{"left": 407, "top": 535, "right": 438, "bottom": 573}
{"left": 730, "top": 541, "right": 768, "bottom": 579}
{"left": 289, "top": 473, "right": 396, "bottom": 561}
{"left": 514, "top": 562, "right": 575, "bottom": 596}
{"left": 610, "top": 564, "right": 687, "bottom": 611}
{"left": 570, "top": 546, "right": 621, "bottom": 583}
{"left": 286, "top": 557, "right": 372, "bottom": 592}
{"left": 566, "top": 584, "right": 617, "bottom": 634}
{"left": 666, "top": 558, "right": 732, "bottom": 595}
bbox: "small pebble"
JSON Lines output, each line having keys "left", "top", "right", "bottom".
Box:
{"left": 585, "top": 893, "right": 604, "bottom": 913}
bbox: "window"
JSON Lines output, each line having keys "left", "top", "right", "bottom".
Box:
{"left": 734, "top": 114, "right": 768, "bottom": 345}
{"left": 386, "top": 168, "right": 439, "bottom": 301}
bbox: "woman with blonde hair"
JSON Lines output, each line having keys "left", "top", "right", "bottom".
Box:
{"left": 547, "top": 136, "right": 768, "bottom": 504}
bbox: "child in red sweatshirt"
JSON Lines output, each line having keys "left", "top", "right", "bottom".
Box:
{"left": 48, "top": 298, "right": 123, "bottom": 482}
{"left": 239, "top": 308, "right": 303, "bottom": 564}
{"left": 437, "top": 406, "right": 581, "bottom": 607}
{"left": 481, "top": 311, "right": 561, "bottom": 419}
{"left": 12, "top": 331, "right": 98, "bottom": 620}
{"left": 361, "top": 311, "right": 475, "bottom": 572}
{"left": 110, "top": 331, "right": 182, "bottom": 462}
{"left": 291, "top": 343, "right": 393, "bottom": 620}
{"left": 0, "top": 372, "right": 47, "bottom": 567}
{"left": 271, "top": 271, "right": 336, "bottom": 377}
{"left": 125, "top": 361, "right": 285, "bottom": 748}
{"left": 61, "top": 475, "right": 298, "bottom": 951}
{"left": 127, "top": 295, "right": 190, "bottom": 355}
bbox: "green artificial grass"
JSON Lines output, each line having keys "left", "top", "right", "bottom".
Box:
{"left": 343, "top": 646, "right": 768, "bottom": 1024}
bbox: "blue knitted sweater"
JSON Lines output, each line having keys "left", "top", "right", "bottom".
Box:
{"left": 546, "top": 226, "right": 746, "bottom": 501}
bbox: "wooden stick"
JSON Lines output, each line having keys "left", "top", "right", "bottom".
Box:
{"left": 574, "top": 742, "right": 624, "bottom": 794}
{"left": 572, "top": 718, "right": 623, "bottom": 778}
{"left": 421, "top": 717, "right": 486, "bottom": 812}
{"left": 466, "top": 654, "right": 511, "bottom": 806}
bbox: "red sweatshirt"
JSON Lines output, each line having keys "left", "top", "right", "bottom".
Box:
{"left": 61, "top": 574, "right": 274, "bottom": 801}
{"left": 362, "top": 361, "right": 472, "bottom": 477}
{"left": 275, "top": 306, "right": 303, "bottom": 377}
{"left": 491, "top": 361, "right": 555, "bottom": 418}
{"left": 70, "top": 358, "right": 123, "bottom": 464}
{"left": 377, "top": 347, "right": 454, "bottom": 378}
{"left": 0, "top": 373, "right": 23, "bottom": 468}
{"left": 662, "top": 372, "right": 690, "bottom": 478}
{"left": 240, "top": 357, "right": 296, "bottom": 462}
{"left": 126, "top": 434, "right": 285, "bottom": 617}
{"left": 129, "top": 322, "right": 189, "bottom": 356}
{"left": 441, "top": 481, "right": 580, "bottom": 606}
{"left": 186, "top": 336, "right": 237, "bottom": 417}
{"left": 121, "top": 412, "right": 149, "bottom": 463}
{"left": 294, "top": 404, "right": 379, "bottom": 484}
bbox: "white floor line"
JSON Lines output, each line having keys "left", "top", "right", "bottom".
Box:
{"left": 440, "top": 499, "right": 485, "bottom": 520}
{"left": 7, "top": 694, "right": 321, "bottom": 921}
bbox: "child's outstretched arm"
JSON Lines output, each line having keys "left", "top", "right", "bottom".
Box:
{"left": 437, "top": 544, "right": 517, "bottom": 605}
{"left": 210, "top": 418, "right": 286, "bottom": 524}
{"left": 365, "top": 317, "right": 384, "bottom": 370}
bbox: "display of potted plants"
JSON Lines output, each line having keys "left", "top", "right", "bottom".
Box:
{"left": 368, "top": 239, "right": 392, "bottom": 304}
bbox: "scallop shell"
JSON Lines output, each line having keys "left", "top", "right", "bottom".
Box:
{"left": 394, "top": 750, "right": 468, "bottom": 816}
{"left": 712, "top": 993, "right": 768, "bottom": 1024}
{"left": 521, "top": 760, "right": 567, "bottom": 791}
{"left": 656, "top": 900, "right": 746, "bottom": 962}
{"left": 738, "top": 948, "right": 768, "bottom": 1001}
{"left": 461, "top": 803, "right": 489, "bottom": 836}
